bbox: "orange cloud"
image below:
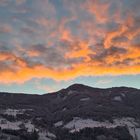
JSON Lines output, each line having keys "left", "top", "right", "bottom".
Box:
{"left": 85, "top": 0, "right": 110, "bottom": 23}
{"left": 65, "top": 40, "right": 94, "bottom": 62}
{"left": 0, "top": 60, "right": 140, "bottom": 84}
{"left": 0, "top": 0, "right": 140, "bottom": 84}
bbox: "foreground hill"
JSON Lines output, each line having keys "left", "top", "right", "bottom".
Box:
{"left": 0, "top": 84, "right": 140, "bottom": 140}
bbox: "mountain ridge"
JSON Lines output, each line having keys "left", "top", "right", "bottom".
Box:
{"left": 0, "top": 83, "right": 139, "bottom": 95}
{"left": 0, "top": 84, "right": 140, "bottom": 139}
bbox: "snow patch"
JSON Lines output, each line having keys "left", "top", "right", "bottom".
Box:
{"left": 39, "top": 131, "right": 51, "bottom": 140}
{"left": 3, "top": 109, "right": 33, "bottom": 117}
{"left": 25, "top": 121, "right": 36, "bottom": 132}
{"left": 54, "top": 121, "right": 63, "bottom": 127}
{"left": 121, "top": 93, "right": 126, "bottom": 97}
{"left": 80, "top": 97, "right": 90, "bottom": 101}
{"left": 62, "top": 108, "right": 67, "bottom": 111}
{"left": 135, "top": 128, "right": 140, "bottom": 139}
{"left": 113, "top": 96, "right": 122, "bottom": 102}
{"left": 4, "top": 109, "right": 24, "bottom": 116}
{"left": 0, "top": 118, "right": 36, "bottom": 132}
{"left": 67, "top": 90, "right": 76, "bottom": 95}
{"left": 46, "top": 132, "right": 56, "bottom": 138}
{"left": 64, "top": 118, "right": 114, "bottom": 132}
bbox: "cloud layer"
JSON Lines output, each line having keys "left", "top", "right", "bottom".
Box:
{"left": 0, "top": 0, "right": 140, "bottom": 83}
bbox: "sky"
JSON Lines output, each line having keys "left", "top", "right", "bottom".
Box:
{"left": 0, "top": 0, "right": 140, "bottom": 94}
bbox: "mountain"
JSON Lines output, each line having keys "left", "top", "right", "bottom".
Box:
{"left": 0, "top": 84, "right": 140, "bottom": 140}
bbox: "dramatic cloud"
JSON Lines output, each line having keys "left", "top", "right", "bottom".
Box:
{"left": 0, "top": 0, "right": 140, "bottom": 83}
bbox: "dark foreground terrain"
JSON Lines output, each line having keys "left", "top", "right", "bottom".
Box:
{"left": 0, "top": 84, "right": 140, "bottom": 140}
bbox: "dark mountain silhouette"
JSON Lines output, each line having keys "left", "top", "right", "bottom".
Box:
{"left": 0, "top": 84, "right": 140, "bottom": 122}
{"left": 0, "top": 84, "right": 140, "bottom": 140}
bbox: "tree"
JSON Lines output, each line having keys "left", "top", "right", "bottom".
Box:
{"left": 30, "top": 129, "right": 39, "bottom": 140}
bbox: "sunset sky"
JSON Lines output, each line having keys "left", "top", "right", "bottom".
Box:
{"left": 0, "top": 0, "right": 140, "bottom": 94}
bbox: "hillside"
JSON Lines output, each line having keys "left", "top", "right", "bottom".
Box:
{"left": 0, "top": 84, "right": 140, "bottom": 140}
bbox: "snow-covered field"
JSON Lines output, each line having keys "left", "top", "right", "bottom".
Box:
{"left": 62, "top": 117, "right": 140, "bottom": 139}
{"left": 0, "top": 109, "right": 56, "bottom": 140}
{"left": 0, "top": 117, "right": 56, "bottom": 140}
{"left": 0, "top": 118, "right": 21, "bottom": 130}
{"left": 0, "top": 117, "right": 35, "bottom": 132}
{"left": 1, "top": 108, "right": 140, "bottom": 140}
